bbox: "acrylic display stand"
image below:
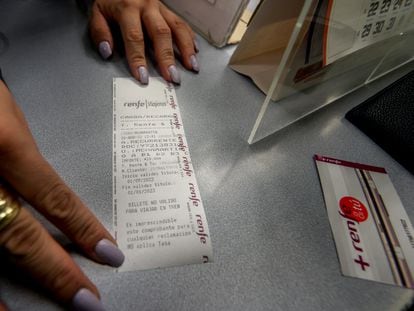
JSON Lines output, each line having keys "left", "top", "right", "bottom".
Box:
{"left": 240, "top": 0, "right": 414, "bottom": 144}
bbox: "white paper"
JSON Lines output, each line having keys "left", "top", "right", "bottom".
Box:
{"left": 113, "top": 78, "right": 213, "bottom": 272}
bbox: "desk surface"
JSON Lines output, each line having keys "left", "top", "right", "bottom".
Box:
{"left": 1, "top": 1, "right": 414, "bottom": 310}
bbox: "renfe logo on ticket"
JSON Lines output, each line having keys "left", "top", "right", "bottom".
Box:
{"left": 113, "top": 78, "right": 213, "bottom": 272}
{"left": 315, "top": 155, "right": 414, "bottom": 288}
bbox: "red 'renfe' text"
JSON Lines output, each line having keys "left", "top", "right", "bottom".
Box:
{"left": 339, "top": 197, "right": 370, "bottom": 271}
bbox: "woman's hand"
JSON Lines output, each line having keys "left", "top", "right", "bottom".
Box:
{"left": 0, "top": 80, "right": 124, "bottom": 310}
{"left": 89, "top": 0, "right": 199, "bottom": 85}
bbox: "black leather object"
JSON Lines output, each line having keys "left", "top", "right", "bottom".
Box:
{"left": 346, "top": 70, "right": 414, "bottom": 174}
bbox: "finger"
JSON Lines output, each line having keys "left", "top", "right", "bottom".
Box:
{"left": 89, "top": 3, "right": 114, "bottom": 60}
{"left": 118, "top": 9, "right": 149, "bottom": 84}
{"left": 0, "top": 208, "right": 103, "bottom": 309}
{"left": 142, "top": 9, "right": 180, "bottom": 84}
{"left": 160, "top": 4, "right": 199, "bottom": 71}
{"left": 0, "top": 127, "right": 124, "bottom": 267}
{"left": 159, "top": 2, "right": 196, "bottom": 41}
{"left": 186, "top": 25, "right": 200, "bottom": 53}
{"left": 1, "top": 152, "right": 125, "bottom": 267}
{"left": 187, "top": 28, "right": 200, "bottom": 53}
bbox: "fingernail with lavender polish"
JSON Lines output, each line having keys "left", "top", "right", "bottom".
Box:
{"left": 190, "top": 55, "right": 199, "bottom": 72}
{"left": 193, "top": 39, "right": 199, "bottom": 53}
{"left": 72, "top": 288, "right": 105, "bottom": 311}
{"left": 168, "top": 65, "right": 181, "bottom": 84}
{"left": 98, "top": 41, "right": 112, "bottom": 60}
{"left": 95, "top": 239, "right": 125, "bottom": 267}
{"left": 138, "top": 66, "right": 149, "bottom": 85}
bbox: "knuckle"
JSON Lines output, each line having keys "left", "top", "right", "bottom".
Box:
{"left": 116, "top": 0, "right": 135, "bottom": 10}
{"left": 71, "top": 215, "right": 101, "bottom": 247}
{"left": 36, "top": 182, "right": 77, "bottom": 223}
{"left": 138, "top": 0, "right": 157, "bottom": 8}
{"left": 173, "top": 19, "right": 187, "bottom": 31}
{"left": 154, "top": 25, "right": 171, "bottom": 37}
{"left": 181, "top": 42, "right": 194, "bottom": 53}
{"left": 158, "top": 48, "right": 174, "bottom": 61}
{"left": 113, "top": 0, "right": 137, "bottom": 18}
{"left": 48, "top": 262, "right": 80, "bottom": 295}
{"left": 129, "top": 52, "right": 146, "bottom": 65}
{"left": 0, "top": 212, "right": 43, "bottom": 260}
{"left": 125, "top": 29, "right": 144, "bottom": 44}
{"left": 35, "top": 182, "right": 102, "bottom": 249}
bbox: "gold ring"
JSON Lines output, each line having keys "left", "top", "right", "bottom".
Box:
{"left": 0, "top": 185, "right": 21, "bottom": 231}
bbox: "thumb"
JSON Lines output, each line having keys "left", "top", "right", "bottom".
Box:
{"left": 89, "top": 4, "right": 114, "bottom": 60}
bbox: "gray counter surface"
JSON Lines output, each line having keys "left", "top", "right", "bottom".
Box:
{"left": 1, "top": 1, "right": 414, "bottom": 310}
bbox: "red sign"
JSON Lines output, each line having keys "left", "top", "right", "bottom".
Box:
{"left": 339, "top": 196, "right": 368, "bottom": 222}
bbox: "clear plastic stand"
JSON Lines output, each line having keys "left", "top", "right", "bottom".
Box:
{"left": 247, "top": 0, "right": 414, "bottom": 144}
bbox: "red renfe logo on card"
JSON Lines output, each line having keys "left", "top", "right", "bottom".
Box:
{"left": 339, "top": 196, "right": 368, "bottom": 222}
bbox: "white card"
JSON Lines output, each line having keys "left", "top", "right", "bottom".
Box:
{"left": 315, "top": 155, "right": 414, "bottom": 288}
{"left": 113, "top": 78, "right": 213, "bottom": 272}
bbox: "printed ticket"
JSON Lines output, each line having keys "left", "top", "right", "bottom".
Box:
{"left": 113, "top": 78, "right": 213, "bottom": 272}
{"left": 315, "top": 155, "right": 414, "bottom": 288}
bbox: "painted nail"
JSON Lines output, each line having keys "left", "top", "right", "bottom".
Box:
{"left": 137, "top": 66, "right": 149, "bottom": 84}
{"left": 168, "top": 65, "right": 181, "bottom": 84}
{"left": 190, "top": 55, "right": 199, "bottom": 72}
{"left": 98, "top": 41, "right": 112, "bottom": 60}
{"left": 193, "top": 39, "right": 199, "bottom": 53}
{"left": 95, "top": 239, "right": 125, "bottom": 267}
{"left": 72, "top": 288, "right": 105, "bottom": 311}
